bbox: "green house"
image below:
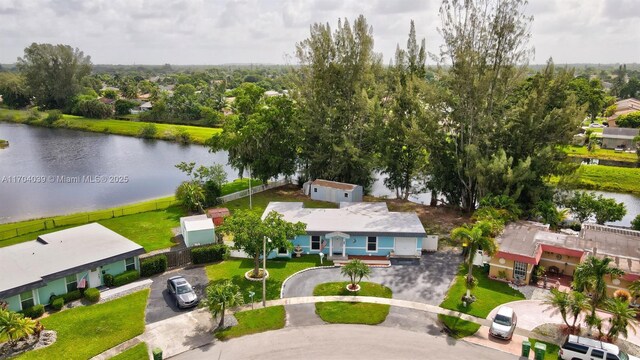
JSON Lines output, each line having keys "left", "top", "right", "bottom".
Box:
{"left": 0, "top": 223, "right": 144, "bottom": 312}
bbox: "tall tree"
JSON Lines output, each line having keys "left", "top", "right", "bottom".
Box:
{"left": 294, "top": 15, "right": 382, "bottom": 188}
{"left": 0, "top": 73, "right": 30, "bottom": 108}
{"left": 17, "top": 43, "right": 92, "bottom": 109}
{"left": 605, "top": 298, "right": 637, "bottom": 342}
{"left": 379, "top": 21, "right": 434, "bottom": 199}
{"left": 450, "top": 221, "right": 498, "bottom": 296}
{"left": 217, "top": 210, "right": 307, "bottom": 278}
{"left": 429, "top": 1, "right": 582, "bottom": 212}
{"left": 573, "top": 256, "right": 625, "bottom": 331}
{"left": 204, "top": 280, "right": 244, "bottom": 329}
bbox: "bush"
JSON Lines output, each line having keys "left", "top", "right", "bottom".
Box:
{"left": 140, "top": 255, "right": 168, "bottom": 277}
{"left": 22, "top": 304, "right": 45, "bottom": 319}
{"left": 614, "top": 289, "right": 631, "bottom": 303}
{"left": 62, "top": 289, "right": 83, "bottom": 303}
{"left": 632, "top": 214, "right": 640, "bottom": 231}
{"left": 103, "top": 273, "right": 114, "bottom": 287}
{"left": 51, "top": 297, "right": 64, "bottom": 311}
{"left": 113, "top": 270, "right": 141, "bottom": 287}
{"left": 84, "top": 288, "right": 100, "bottom": 303}
{"left": 175, "top": 128, "right": 191, "bottom": 144}
{"left": 44, "top": 110, "right": 63, "bottom": 124}
{"left": 138, "top": 123, "right": 158, "bottom": 138}
{"left": 26, "top": 109, "right": 41, "bottom": 122}
{"left": 191, "top": 244, "right": 229, "bottom": 264}
{"left": 115, "top": 99, "right": 139, "bottom": 116}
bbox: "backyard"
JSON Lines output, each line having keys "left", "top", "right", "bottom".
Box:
{"left": 205, "top": 255, "right": 333, "bottom": 303}
{"left": 16, "top": 290, "right": 149, "bottom": 360}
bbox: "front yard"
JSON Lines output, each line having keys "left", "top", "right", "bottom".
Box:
{"left": 205, "top": 256, "right": 333, "bottom": 303}
{"left": 216, "top": 306, "right": 286, "bottom": 341}
{"left": 313, "top": 282, "right": 392, "bottom": 325}
{"left": 439, "top": 266, "right": 525, "bottom": 318}
{"left": 17, "top": 290, "right": 149, "bottom": 360}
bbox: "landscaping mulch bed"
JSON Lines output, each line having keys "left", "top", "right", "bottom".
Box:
{"left": 0, "top": 330, "right": 56, "bottom": 359}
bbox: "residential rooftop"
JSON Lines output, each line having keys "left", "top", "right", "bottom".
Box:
{"left": 181, "top": 214, "right": 214, "bottom": 231}
{"left": 0, "top": 223, "right": 144, "bottom": 298}
{"left": 262, "top": 202, "right": 426, "bottom": 237}
{"left": 496, "top": 222, "right": 640, "bottom": 275}
{"left": 602, "top": 127, "right": 639, "bottom": 139}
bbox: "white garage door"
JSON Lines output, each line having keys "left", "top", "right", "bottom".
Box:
{"left": 394, "top": 237, "right": 417, "bottom": 256}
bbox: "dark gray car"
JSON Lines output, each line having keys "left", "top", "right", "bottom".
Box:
{"left": 167, "top": 275, "right": 199, "bottom": 309}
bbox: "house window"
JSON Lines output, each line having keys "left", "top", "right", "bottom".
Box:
{"left": 278, "top": 247, "right": 288, "bottom": 255}
{"left": 367, "top": 237, "right": 377, "bottom": 252}
{"left": 125, "top": 257, "right": 136, "bottom": 271}
{"left": 20, "top": 290, "right": 34, "bottom": 310}
{"left": 313, "top": 187, "right": 318, "bottom": 193}
{"left": 311, "top": 236, "right": 321, "bottom": 251}
{"left": 65, "top": 275, "right": 78, "bottom": 293}
{"left": 344, "top": 192, "right": 349, "bottom": 198}
{"left": 513, "top": 261, "right": 527, "bottom": 280}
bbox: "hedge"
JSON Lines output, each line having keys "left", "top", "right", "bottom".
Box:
{"left": 22, "top": 304, "right": 45, "bottom": 319}
{"left": 113, "top": 270, "right": 141, "bottom": 287}
{"left": 62, "top": 289, "right": 83, "bottom": 303}
{"left": 191, "top": 244, "right": 229, "bottom": 265}
{"left": 140, "top": 255, "right": 168, "bottom": 277}
{"left": 103, "top": 274, "right": 114, "bottom": 287}
{"left": 51, "top": 297, "right": 64, "bottom": 311}
{"left": 84, "top": 288, "right": 100, "bottom": 303}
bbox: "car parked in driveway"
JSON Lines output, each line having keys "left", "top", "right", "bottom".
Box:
{"left": 559, "top": 335, "right": 639, "bottom": 360}
{"left": 489, "top": 306, "right": 517, "bottom": 340}
{"left": 167, "top": 275, "right": 199, "bottom": 309}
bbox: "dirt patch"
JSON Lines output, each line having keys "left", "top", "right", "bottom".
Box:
{"left": 381, "top": 198, "right": 470, "bottom": 235}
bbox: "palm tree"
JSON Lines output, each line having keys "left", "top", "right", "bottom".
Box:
{"left": 606, "top": 298, "right": 638, "bottom": 342}
{"left": 629, "top": 279, "right": 640, "bottom": 305}
{"left": 544, "top": 288, "right": 571, "bottom": 328}
{"left": 204, "top": 280, "right": 244, "bottom": 330}
{"left": 568, "top": 291, "right": 591, "bottom": 331}
{"left": 341, "top": 259, "right": 371, "bottom": 291}
{"left": 450, "top": 221, "right": 498, "bottom": 297}
{"left": 573, "top": 256, "right": 625, "bottom": 330}
{"left": 175, "top": 181, "right": 205, "bottom": 213}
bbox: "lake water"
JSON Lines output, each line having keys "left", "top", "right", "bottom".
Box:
{"left": 0, "top": 122, "right": 234, "bottom": 224}
{"left": 1, "top": 122, "right": 638, "bottom": 227}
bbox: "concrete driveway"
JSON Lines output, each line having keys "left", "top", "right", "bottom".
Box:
{"left": 145, "top": 266, "right": 209, "bottom": 324}
{"left": 282, "top": 252, "right": 462, "bottom": 305}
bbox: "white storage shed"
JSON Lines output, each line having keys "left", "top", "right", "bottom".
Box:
{"left": 308, "top": 179, "right": 363, "bottom": 203}
{"left": 180, "top": 215, "right": 215, "bottom": 248}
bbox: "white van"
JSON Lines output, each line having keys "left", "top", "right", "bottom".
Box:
{"left": 559, "top": 335, "right": 639, "bottom": 360}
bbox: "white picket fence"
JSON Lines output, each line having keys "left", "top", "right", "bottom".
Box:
{"left": 219, "top": 178, "right": 291, "bottom": 203}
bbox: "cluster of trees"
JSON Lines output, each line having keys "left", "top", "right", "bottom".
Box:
{"left": 561, "top": 191, "right": 626, "bottom": 225}
{"left": 545, "top": 256, "right": 638, "bottom": 342}
{"left": 174, "top": 162, "right": 227, "bottom": 212}
{"left": 615, "top": 111, "right": 640, "bottom": 128}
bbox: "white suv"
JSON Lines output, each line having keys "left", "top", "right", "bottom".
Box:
{"left": 559, "top": 335, "right": 639, "bottom": 360}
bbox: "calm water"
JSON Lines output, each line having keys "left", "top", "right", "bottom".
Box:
{"left": 0, "top": 122, "right": 234, "bottom": 224}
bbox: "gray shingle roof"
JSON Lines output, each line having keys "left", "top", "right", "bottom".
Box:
{"left": 602, "top": 127, "right": 639, "bottom": 139}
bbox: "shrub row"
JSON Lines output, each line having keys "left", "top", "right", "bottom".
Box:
{"left": 140, "top": 255, "right": 168, "bottom": 277}
{"left": 113, "top": 270, "right": 140, "bottom": 287}
{"left": 22, "top": 304, "right": 45, "bottom": 319}
{"left": 62, "top": 289, "right": 83, "bottom": 303}
{"left": 191, "top": 244, "right": 229, "bottom": 265}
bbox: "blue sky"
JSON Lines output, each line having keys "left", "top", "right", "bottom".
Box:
{"left": 0, "top": 0, "right": 638, "bottom": 65}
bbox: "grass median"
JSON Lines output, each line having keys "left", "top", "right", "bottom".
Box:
{"left": 109, "top": 343, "right": 149, "bottom": 360}
{"left": 313, "top": 282, "right": 392, "bottom": 325}
{"left": 216, "top": 306, "right": 286, "bottom": 341}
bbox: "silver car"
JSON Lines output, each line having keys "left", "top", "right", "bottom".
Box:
{"left": 489, "top": 306, "right": 517, "bottom": 340}
{"left": 167, "top": 276, "right": 199, "bottom": 309}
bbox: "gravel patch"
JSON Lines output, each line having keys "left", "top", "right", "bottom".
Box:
{"left": 0, "top": 330, "right": 57, "bottom": 359}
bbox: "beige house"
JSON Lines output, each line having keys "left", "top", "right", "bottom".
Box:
{"left": 489, "top": 222, "right": 640, "bottom": 296}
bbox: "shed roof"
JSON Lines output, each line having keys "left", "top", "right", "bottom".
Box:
{"left": 0, "top": 223, "right": 144, "bottom": 298}
{"left": 311, "top": 179, "right": 359, "bottom": 191}
{"left": 181, "top": 214, "right": 214, "bottom": 232}
{"left": 262, "top": 202, "right": 426, "bottom": 237}
{"left": 602, "top": 127, "right": 639, "bottom": 140}
{"left": 207, "top": 208, "right": 230, "bottom": 218}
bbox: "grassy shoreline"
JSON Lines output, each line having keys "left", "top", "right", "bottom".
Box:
{"left": 563, "top": 146, "right": 637, "bottom": 163}
{"left": 551, "top": 164, "right": 640, "bottom": 195}
{"left": 0, "top": 108, "right": 221, "bottom": 145}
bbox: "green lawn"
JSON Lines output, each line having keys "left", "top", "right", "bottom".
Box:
{"left": 205, "top": 256, "right": 333, "bottom": 303}
{"left": 563, "top": 145, "right": 637, "bottom": 162}
{"left": 439, "top": 266, "right": 525, "bottom": 318}
{"left": 17, "top": 290, "right": 149, "bottom": 360}
{"left": 313, "top": 282, "right": 392, "bottom": 325}
{"left": 529, "top": 339, "right": 560, "bottom": 360}
{"left": 0, "top": 108, "right": 221, "bottom": 145}
{"left": 109, "top": 342, "right": 149, "bottom": 360}
{"left": 552, "top": 164, "right": 640, "bottom": 195}
{"left": 438, "top": 314, "right": 481, "bottom": 339}
{"left": 216, "top": 306, "right": 286, "bottom": 341}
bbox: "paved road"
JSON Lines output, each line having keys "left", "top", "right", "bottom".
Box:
{"left": 170, "top": 324, "right": 518, "bottom": 360}
{"left": 145, "top": 266, "right": 209, "bottom": 324}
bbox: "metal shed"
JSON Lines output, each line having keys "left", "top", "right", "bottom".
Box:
{"left": 180, "top": 215, "right": 215, "bottom": 248}
{"left": 307, "top": 179, "right": 363, "bottom": 203}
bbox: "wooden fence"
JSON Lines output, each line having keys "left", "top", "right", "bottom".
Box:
{"left": 141, "top": 246, "right": 196, "bottom": 269}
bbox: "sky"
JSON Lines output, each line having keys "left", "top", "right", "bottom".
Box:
{"left": 0, "top": 0, "right": 638, "bottom": 66}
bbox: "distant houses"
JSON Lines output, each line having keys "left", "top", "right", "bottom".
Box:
{"left": 601, "top": 127, "right": 639, "bottom": 150}
{"left": 607, "top": 98, "right": 640, "bottom": 127}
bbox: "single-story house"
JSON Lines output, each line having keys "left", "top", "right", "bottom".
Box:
{"left": 607, "top": 98, "right": 640, "bottom": 127}
{"left": 488, "top": 222, "right": 640, "bottom": 296}
{"left": 601, "top": 127, "right": 639, "bottom": 150}
{"left": 305, "top": 179, "right": 364, "bottom": 203}
{"left": 130, "top": 101, "right": 153, "bottom": 115}
{"left": 180, "top": 215, "right": 215, "bottom": 248}
{"left": 262, "top": 202, "right": 426, "bottom": 260}
{"left": 0, "top": 223, "right": 144, "bottom": 312}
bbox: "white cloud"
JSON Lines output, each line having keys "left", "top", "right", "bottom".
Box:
{"left": 0, "top": 0, "right": 637, "bottom": 65}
